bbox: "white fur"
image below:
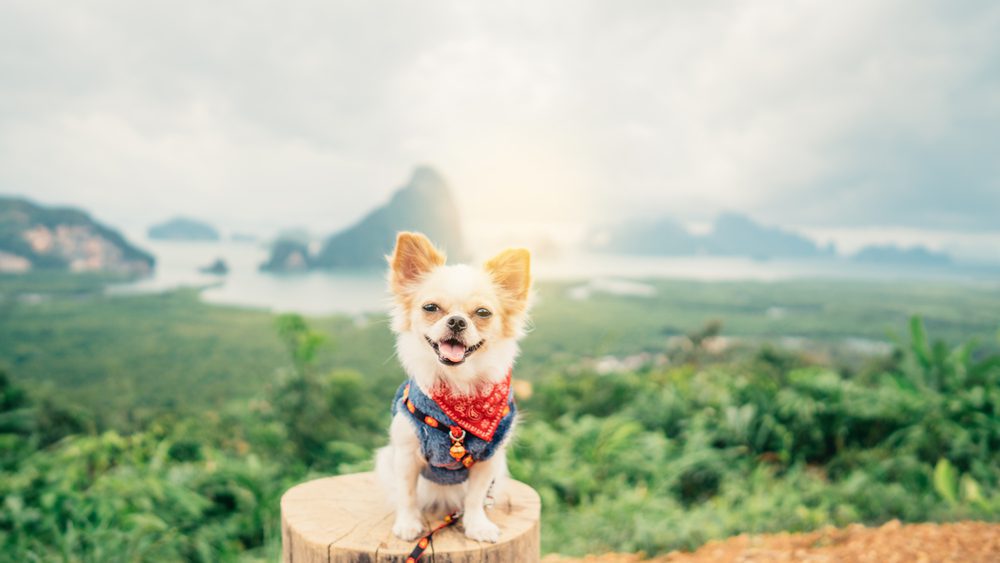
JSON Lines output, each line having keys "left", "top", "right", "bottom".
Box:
{"left": 391, "top": 265, "right": 517, "bottom": 395}
{"left": 375, "top": 415, "right": 516, "bottom": 541}
{"left": 376, "top": 254, "right": 529, "bottom": 543}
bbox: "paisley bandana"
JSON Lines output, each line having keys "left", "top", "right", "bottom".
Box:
{"left": 430, "top": 370, "right": 512, "bottom": 441}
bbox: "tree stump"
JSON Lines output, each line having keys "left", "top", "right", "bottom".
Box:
{"left": 281, "top": 472, "right": 541, "bottom": 562}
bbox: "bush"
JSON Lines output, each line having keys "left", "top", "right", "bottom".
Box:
{"left": 512, "top": 316, "right": 1000, "bottom": 555}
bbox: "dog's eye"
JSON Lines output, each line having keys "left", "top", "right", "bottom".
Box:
{"left": 422, "top": 303, "right": 440, "bottom": 313}
{"left": 475, "top": 308, "right": 492, "bottom": 318}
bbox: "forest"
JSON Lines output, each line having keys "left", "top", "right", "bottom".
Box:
{"left": 1, "top": 274, "right": 998, "bottom": 560}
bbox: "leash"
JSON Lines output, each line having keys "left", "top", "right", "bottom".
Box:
{"left": 404, "top": 480, "right": 497, "bottom": 562}
{"left": 405, "top": 511, "right": 461, "bottom": 562}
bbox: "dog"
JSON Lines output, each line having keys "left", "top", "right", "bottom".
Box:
{"left": 375, "top": 231, "right": 531, "bottom": 543}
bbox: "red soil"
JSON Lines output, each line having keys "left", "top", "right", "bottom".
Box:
{"left": 543, "top": 520, "right": 1000, "bottom": 563}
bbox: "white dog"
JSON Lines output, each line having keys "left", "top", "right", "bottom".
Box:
{"left": 375, "top": 231, "right": 531, "bottom": 543}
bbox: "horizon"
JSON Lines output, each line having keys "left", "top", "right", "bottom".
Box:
{"left": 6, "top": 179, "right": 1000, "bottom": 264}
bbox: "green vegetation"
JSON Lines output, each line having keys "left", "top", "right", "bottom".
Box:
{"left": 0, "top": 312, "right": 374, "bottom": 562}
{"left": 0, "top": 274, "right": 998, "bottom": 560}
{"left": 4, "top": 276, "right": 998, "bottom": 423}
{"left": 516, "top": 317, "right": 1000, "bottom": 553}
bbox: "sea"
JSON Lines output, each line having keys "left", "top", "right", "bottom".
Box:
{"left": 104, "top": 236, "right": 1000, "bottom": 316}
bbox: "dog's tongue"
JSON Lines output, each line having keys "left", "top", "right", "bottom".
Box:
{"left": 439, "top": 341, "right": 466, "bottom": 362}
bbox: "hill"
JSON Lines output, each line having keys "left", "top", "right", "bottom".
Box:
{"left": 699, "top": 212, "right": 832, "bottom": 258}
{"left": 0, "top": 196, "right": 153, "bottom": 275}
{"left": 852, "top": 244, "right": 951, "bottom": 266}
{"left": 148, "top": 217, "right": 220, "bottom": 241}
{"left": 260, "top": 239, "right": 312, "bottom": 272}
{"left": 588, "top": 217, "right": 695, "bottom": 255}
{"left": 590, "top": 213, "right": 833, "bottom": 259}
{"left": 266, "top": 166, "right": 464, "bottom": 271}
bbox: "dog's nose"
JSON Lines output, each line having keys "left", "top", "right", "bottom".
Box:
{"left": 447, "top": 315, "right": 467, "bottom": 332}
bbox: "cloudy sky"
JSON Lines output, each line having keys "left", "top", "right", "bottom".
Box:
{"left": 2, "top": 1, "right": 998, "bottom": 252}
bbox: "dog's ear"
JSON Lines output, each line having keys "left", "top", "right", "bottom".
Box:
{"left": 388, "top": 232, "right": 446, "bottom": 294}
{"left": 484, "top": 248, "right": 531, "bottom": 306}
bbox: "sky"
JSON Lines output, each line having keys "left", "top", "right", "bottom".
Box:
{"left": 1, "top": 1, "right": 998, "bottom": 255}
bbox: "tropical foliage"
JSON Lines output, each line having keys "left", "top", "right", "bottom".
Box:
{"left": 514, "top": 317, "right": 1000, "bottom": 553}
{"left": 1, "top": 275, "right": 998, "bottom": 560}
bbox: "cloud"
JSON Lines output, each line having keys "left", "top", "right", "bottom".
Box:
{"left": 0, "top": 0, "right": 998, "bottom": 236}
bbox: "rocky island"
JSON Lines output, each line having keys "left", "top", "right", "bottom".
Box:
{"left": 589, "top": 212, "right": 834, "bottom": 259}
{"left": 0, "top": 197, "right": 154, "bottom": 275}
{"left": 148, "top": 217, "right": 220, "bottom": 241}
{"left": 262, "top": 166, "right": 465, "bottom": 271}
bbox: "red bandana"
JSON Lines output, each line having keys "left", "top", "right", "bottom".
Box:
{"left": 431, "top": 370, "right": 512, "bottom": 441}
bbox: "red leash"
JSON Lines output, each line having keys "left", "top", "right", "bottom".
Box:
{"left": 405, "top": 512, "right": 461, "bottom": 562}
{"left": 403, "top": 480, "right": 497, "bottom": 560}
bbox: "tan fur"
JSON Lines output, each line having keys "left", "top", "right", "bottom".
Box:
{"left": 484, "top": 248, "right": 531, "bottom": 338}
{"left": 376, "top": 231, "right": 532, "bottom": 543}
{"left": 387, "top": 232, "right": 447, "bottom": 331}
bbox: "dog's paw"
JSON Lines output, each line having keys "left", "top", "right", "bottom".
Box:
{"left": 463, "top": 517, "right": 500, "bottom": 543}
{"left": 392, "top": 514, "right": 425, "bottom": 540}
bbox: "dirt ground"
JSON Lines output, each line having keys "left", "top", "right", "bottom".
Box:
{"left": 542, "top": 520, "right": 1000, "bottom": 563}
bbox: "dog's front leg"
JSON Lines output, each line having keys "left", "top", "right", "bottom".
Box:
{"left": 462, "top": 449, "right": 504, "bottom": 542}
{"left": 389, "top": 415, "right": 425, "bottom": 540}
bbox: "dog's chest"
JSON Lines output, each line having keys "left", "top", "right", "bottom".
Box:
{"left": 391, "top": 380, "right": 516, "bottom": 485}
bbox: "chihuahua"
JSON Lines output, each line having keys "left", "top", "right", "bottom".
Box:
{"left": 375, "top": 231, "right": 531, "bottom": 543}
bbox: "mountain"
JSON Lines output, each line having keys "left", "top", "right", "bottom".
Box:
{"left": 313, "top": 166, "right": 465, "bottom": 268}
{"left": 588, "top": 217, "right": 695, "bottom": 255}
{"left": 852, "top": 244, "right": 951, "bottom": 266}
{"left": 259, "top": 239, "right": 311, "bottom": 272}
{"left": 590, "top": 212, "right": 830, "bottom": 259}
{"left": 148, "top": 217, "right": 220, "bottom": 241}
{"left": 230, "top": 232, "right": 258, "bottom": 243}
{"left": 700, "top": 213, "right": 831, "bottom": 258}
{"left": 0, "top": 196, "right": 154, "bottom": 275}
{"left": 199, "top": 258, "right": 230, "bottom": 275}
{"left": 265, "top": 166, "right": 465, "bottom": 271}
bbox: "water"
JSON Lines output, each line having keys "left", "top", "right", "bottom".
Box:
{"left": 108, "top": 238, "right": 390, "bottom": 315}
{"left": 107, "top": 237, "right": 998, "bottom": 315}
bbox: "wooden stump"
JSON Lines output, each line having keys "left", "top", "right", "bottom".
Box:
{"left": 281, "top": 472, "right": 541, "bottom": 562}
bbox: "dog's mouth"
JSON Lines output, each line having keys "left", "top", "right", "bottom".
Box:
{"left": 425, "top": 335, "right": 484, "bottom": 366}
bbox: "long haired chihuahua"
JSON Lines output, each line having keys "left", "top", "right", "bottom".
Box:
{"left": 375, "top": 231, "right": 531, "bottom": 543}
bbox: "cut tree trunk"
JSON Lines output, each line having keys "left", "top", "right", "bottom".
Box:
{"left": 281, "top": 472, "right": 541, "bottom": 562}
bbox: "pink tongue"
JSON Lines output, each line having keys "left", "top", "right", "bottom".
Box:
{"left": 439, "top": 341, "right": 466, "bottom": 362}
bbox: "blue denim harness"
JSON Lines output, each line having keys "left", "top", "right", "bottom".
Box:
{"left": 392, "top": 379, "right": 516, "bottom": 485}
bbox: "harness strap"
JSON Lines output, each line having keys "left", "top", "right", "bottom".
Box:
{"left": 403, "top": 384, "right": 476, "bottom": 469}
